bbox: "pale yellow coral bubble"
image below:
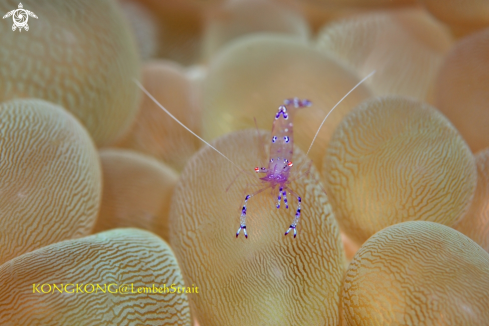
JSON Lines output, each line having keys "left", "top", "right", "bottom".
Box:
{"left": 434, "top": 27, "right": 489, "bottom": 153}
{"left": 0, "top": 99, "right": 102, "bottom": 265}
{"left": 0, "top": 0, "right": 140, "bottom": 146}
{"left": 420, "top": 0, "right": 489, "bottom": 29}
{"left": 202, "top": 0, "right": 310, "bottom": 61}
{"left": 455, "top": 148, "right": 489, "bottom": 252}
{"left": 298, "top": 0, "right": 415, "bottom": 7}
{"left": 275, "top": 0, "right": 409, "bottom": 34}
{"left": 119, "top": 0, "right": 160, "bottom": 61}
{"left": 343, "top": 221, "right": 489, "bottom": 325}
{"left": 203, "top": 34, "right": 372, "bottom": 170}
{"left": 316, "top": 8, "right": 452, "bottom": 101}
{"left": 136, "top": 0, "right": 206, "bottom": 65}
{"left": 93, "top": 149, "right": 178, "bottom": 242}
{"left": 116, "top": 61, "right": 201, "bottom": 171}
{"left": 169, "top": 129, "right": 345, "bottom": 325}
{"left": 323, "top": 96, "right": 476, "bottom": 245}
{"left": 0, "top": 228, "right": 191, "bottom": 325}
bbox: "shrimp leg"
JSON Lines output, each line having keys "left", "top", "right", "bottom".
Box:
{"left": 236, "top": 184, "right": 272, "bottom": 239}
{"left": 284, "top": 187, "right": 302, "bottom": 238}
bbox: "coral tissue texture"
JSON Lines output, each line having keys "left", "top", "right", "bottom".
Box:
{"left": 0, "top": 0, "right": 140, "bottom": 146}
{"left": 170, "top": 129, "right": 345, "bottom": 326}
{"left": 456, "top": 148, "right": 489, "bottom": 252}
{"left": 0, "top": 229, "right": 191, "bottom": 326}
{"left": 343, "top": 221, "right": 489, "bottom": 325}
{"left": 93, "top": 149, "right": 178, "bottom": 242}
{"left": 434, "top": 27, "right": 489, "bottom": 153}
{"left": 0, "top": 99, "right": 101, "bottom": 266}
{"left": 323, "top": 96, "right": 476, "bottom": 245}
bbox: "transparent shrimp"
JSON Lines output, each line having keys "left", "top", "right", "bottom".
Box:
{"left": 236, "top": 98, "right": 310, "bottom": 239}
{"left": 133, "top": 70, "right": 375, "bottom": 240}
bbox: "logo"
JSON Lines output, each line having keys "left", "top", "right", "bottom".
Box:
{"left": 2, "top": 3, "right": 37, "bottom": 32}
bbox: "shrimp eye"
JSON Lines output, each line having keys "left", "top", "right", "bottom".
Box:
{"left": 254, "top": 167, "right": 259, "bottom": 173}
{"left": 287, "top": 161, "right": 293, "bottom": 167}
{"left": 284, "top": 136, "right": 290, "bottom": 143}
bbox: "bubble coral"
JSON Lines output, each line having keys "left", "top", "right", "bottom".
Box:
{"left": 0, "top": 0, "right": 140, "bottom": 146}
{"left": 455, "top": 148, "right": 489, "bottom": 252}
{"left": 202, "top": 34, "right": 371, "bottom": 170}
{"left": 202, "top": 0, "right": 310, "bottom": 61}
{"left": 134, "top": 0, "right": 207, "bottom": 65}
{"left": 0, "top": 228, "right": 191, "bottom": 325}
{"left": 169, "top": 129, "right": 345, "bottom": 325}
{"left": 0, "top": 99, "right": 101, "bottom": 265}
{"left": 343, "top": 221, "right": 489, "bottom": 325}
{"left": 116, "top": 61, "right": 201, "bottom": 172}
{"left": 323, "top": 96, "right": 477, "bottom": 245}
{"left": 93, "top": 149, "right": 178, "bottom": 242}
{"left": 300, "top": 0, "right": 415, "bottom": 7}
{"left": 420, "top": 0, "right": 489, "bottom": 29}
{"left": 316, "top": 8, "right": 452, "bottom": 101}
{"left": 434, "top": 27, "right": 489, "bottom": 153}
{"left": 119, "top": 0, "right": 160, "bottom": 61}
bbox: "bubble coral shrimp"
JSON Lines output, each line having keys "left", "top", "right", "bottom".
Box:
{"left": 237, "top": 98, "right": 310, "bottom": 239}
{"left": 134, "top": 70, "right": 374, "bottom": 240}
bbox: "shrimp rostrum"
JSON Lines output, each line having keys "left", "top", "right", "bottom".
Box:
{"left": 236, "top": 98, "right": 311, "bottom": 239}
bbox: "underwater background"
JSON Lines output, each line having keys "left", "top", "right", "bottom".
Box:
{"left": 0, "top": 0, "right": 488, "bottom": 325}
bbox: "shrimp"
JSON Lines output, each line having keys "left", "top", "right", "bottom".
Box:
{"left": 133, "top": 70, "right": 375, "bottom": 240}
{"left": 236, "top": 98, "right": 310, "bottom": 239}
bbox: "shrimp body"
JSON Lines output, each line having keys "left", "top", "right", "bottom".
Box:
{"left": 237, "top": 98, "right": 311, "bottom": 239}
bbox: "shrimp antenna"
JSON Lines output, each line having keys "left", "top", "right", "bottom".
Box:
{"left": 133, "top": 79, "right": 242, "bottom": 171}
{"left": 306, "top": 70, "right": 376, "bottom": 156}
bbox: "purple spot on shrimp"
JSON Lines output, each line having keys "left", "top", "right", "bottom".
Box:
{"left": 284, "top": 136, "right": 290, "bottom": 143}
{"left": 298, "top": 197, "right": 301, "bottom": 202}
{"left": 275, "top": 105, "right": 288, "bottom": 119}
{"left": 272, "top": 136, "right": 277, "bottom": 143}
